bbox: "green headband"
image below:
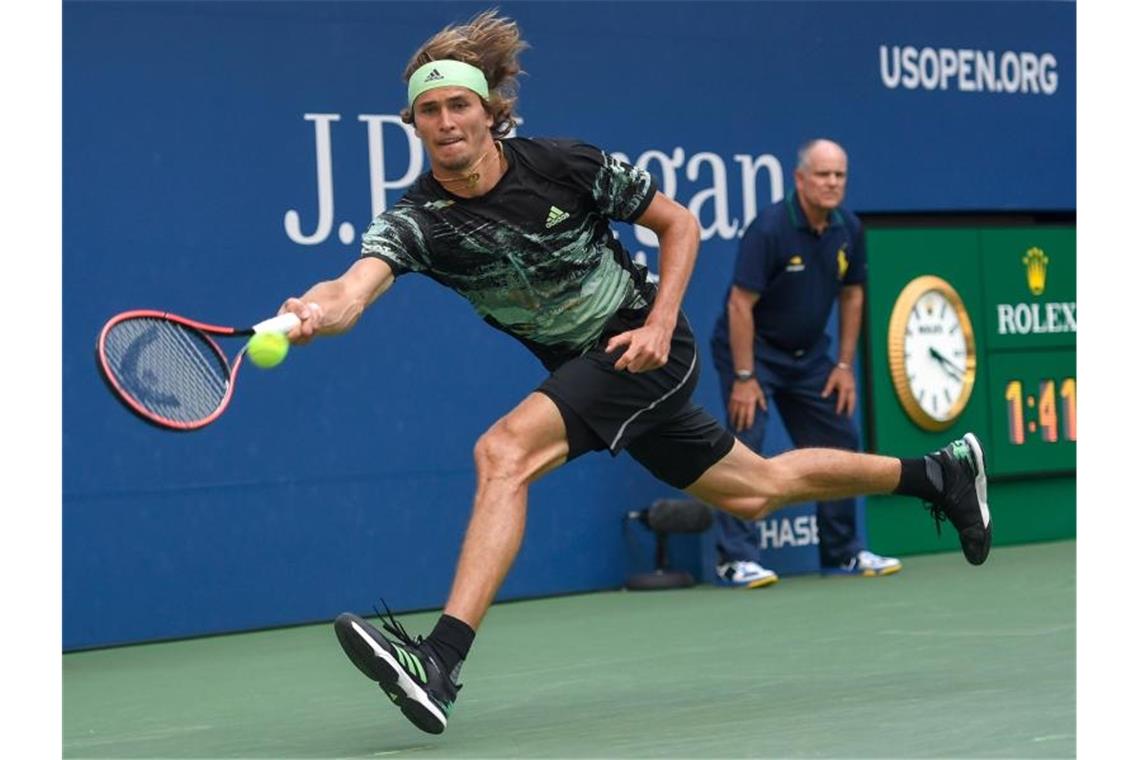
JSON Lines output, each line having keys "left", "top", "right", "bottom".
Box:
{"left": 407, "top": 59, "right": 490, "bottom": 107}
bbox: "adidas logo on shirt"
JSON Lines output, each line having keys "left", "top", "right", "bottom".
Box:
{"left": 545, "top": 205, "right": 570, "bottom": 228}
{"left": 424, "top": 69, "right": 444, "bottom": 82}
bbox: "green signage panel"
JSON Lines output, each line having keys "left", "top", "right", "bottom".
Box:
{"left": 979, "top": 228, "right": 1076, "bottom": 352}
{"left": 864, "top": 225, "right": 1076, "bottom": 555}
{"left": 863, "top": 229, "right": 988, "bottom": 456}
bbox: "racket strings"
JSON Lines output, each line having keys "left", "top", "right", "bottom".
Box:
{"left": 102, "top": 317, "right": 232, "bottom": 424}
{"left": 162, "top": 320, "right": 229, "bottom": 399}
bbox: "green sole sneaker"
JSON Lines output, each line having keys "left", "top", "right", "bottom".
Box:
{"left": 929, "top": 432, "right": 991, "bottom": 565}
{"left": 334, "top": 612, "right": 457, "bottom": 734}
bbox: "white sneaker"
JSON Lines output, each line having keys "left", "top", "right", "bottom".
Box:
{"left": 824, "top": 550, "right": 902, "bottom": 577}
{"left": 715, "top": 560, "right": 779, "bottom": 588}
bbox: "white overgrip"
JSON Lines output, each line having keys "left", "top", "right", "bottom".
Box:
{"left": 252, "top": 312, "right": 301, "bottom": 334}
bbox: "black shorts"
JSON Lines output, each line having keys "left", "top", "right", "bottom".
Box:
{"left": 538, "top": 307, "right": 736, "bottom": 489}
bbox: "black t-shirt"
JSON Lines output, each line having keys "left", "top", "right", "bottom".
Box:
{"left": 361, "top": 137, "right": 659, "bottom": 367}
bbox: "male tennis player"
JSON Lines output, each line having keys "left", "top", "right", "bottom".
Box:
{"left": 277, "top": 10, "right": 991, "bottom": 735}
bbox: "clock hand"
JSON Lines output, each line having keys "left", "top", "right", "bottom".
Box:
{"left": 928, "top": 347, "right": 965, "bottom": 380}
{"left": 925, "top": 348, "right": 962, "bottom": 378}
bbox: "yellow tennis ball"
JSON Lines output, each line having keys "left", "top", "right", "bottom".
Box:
{"left": 247, "top": 331, "right": 289, "bottom": 369}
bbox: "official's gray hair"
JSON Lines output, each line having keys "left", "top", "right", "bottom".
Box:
{"left": 796, "top": 139, "right": 846, "bottom": 170}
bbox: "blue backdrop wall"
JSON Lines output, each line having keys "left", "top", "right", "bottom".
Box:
{"left": 63, "top": 0, "right": 1075, "bottom": 649}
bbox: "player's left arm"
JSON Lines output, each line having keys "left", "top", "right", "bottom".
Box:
{"left": 823, "top": 283, "right": 864, "bottom": 416}
{"left": 606, "top": 192, "right": 700, "bottom": 372}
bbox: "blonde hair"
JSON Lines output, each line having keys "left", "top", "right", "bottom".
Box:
{"left": 400, "top": 9, "right": 528, "bottom": 138}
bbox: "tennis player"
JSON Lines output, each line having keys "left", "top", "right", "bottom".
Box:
{"left": 277, "top": 10, "right": 992, "bottom": 735}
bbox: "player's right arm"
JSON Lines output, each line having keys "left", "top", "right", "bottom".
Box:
{"left": 279, "top": 256, "right": 395, "bottom": 344}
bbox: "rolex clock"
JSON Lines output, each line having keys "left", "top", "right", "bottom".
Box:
{"left": 886, "top": 275, "right": 977, "bottom": 431}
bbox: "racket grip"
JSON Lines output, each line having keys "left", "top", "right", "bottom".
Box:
{"left": 252, "top": 313, "right": 301, "bottom": 334}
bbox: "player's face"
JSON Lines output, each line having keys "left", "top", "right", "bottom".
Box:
{"left": 795, "top": 144, "right": 848, "bottom": 212}
{"left": 412, "top": 87, "right": 495, "bottom": 173}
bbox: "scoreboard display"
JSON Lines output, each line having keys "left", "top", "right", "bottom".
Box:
{"left": 863, "top": 226, "right": 1075, "bottom": 552}
{"left": 986, "top": 350, "right": 1076, "bottom": 475}
{"left": 977, "top": 228, "right": 1076, "bottom": 476}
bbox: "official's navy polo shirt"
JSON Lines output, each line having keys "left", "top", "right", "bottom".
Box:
{"left": 712, "top": 191, "right": 867, "bottom": 354}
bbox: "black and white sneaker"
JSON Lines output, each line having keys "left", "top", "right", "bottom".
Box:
{"left": 334, "top": 608, "right": 460, "bottom": 734}
{"left": 926, "top": 432, "right": 991, "bottom": 565}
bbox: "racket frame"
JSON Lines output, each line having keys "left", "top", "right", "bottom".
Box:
{"left": 95, "top": 309, "right": 297, "bottom": 431}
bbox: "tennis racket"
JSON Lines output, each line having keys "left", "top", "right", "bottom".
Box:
{"left": 96, "top": 310, "right": 301, "bottom": 431}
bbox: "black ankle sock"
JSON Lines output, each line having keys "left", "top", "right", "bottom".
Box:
{"left": 425, "top": 614, "right": 475, "bottom": 676}
{"left": 894, "top": 456, "right": 944, "bottom": 502}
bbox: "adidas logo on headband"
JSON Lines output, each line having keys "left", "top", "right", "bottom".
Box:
{"left": 408, "top": 60, "right": 490, "bottom": 106}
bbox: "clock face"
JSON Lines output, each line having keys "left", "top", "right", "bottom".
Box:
{"left": 887, "top": 276, "right": 977, "bottom": 431}
{"left": 902, "top": 290, "right": 969, "bottom": 422}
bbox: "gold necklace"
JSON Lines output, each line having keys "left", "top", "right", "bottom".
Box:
{"left": 433, "top": 141, "right": 503, "bottom": 190}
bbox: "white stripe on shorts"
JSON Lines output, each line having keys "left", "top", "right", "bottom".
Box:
{"left": 608, "top": 349, "right": 699, "bottom": 450}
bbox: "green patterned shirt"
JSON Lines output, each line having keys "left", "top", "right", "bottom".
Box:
{"left": 361, "top": 138, "right": 658, "bottom": 367}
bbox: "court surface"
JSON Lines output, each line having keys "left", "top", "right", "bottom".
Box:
{"left": 64, "top": 540, "right": 1075, "bottom": 758}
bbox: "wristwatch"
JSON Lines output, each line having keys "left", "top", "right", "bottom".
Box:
{"left": 734, "top": 369, "right": 755, "bottom": 381}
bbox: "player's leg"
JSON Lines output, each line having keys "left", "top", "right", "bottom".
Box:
{"left": 444, "top": 391, "right": 571, "bottom": 628}
{"left": 335, "top": 391, "right": 573, "bottom": 734}
{"left": 630, "top": 404, "right": 897, "bottom": 516}
{"left": 685, "top": 433, "right": 990, "bottom": 566}
{"left": 393, "top": 294, "right": 697, "bottom": 712}
{"left": 625, "top": 398, "right": 989, "bottom": 567}
{"left": 686, "top": 437, "right": 902, "bottom": 518}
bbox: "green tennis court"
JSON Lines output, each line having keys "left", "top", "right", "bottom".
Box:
{"left": 64, "top": 540, "right": 1075, "bottom": 758}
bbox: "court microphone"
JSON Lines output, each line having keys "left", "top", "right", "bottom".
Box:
{"left": 628, "top": 498, "right": 713, "bottom": 534}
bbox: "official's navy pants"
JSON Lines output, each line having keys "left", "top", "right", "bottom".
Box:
{"left": 711, "top": 336, "right": 863, "bottom": 568}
